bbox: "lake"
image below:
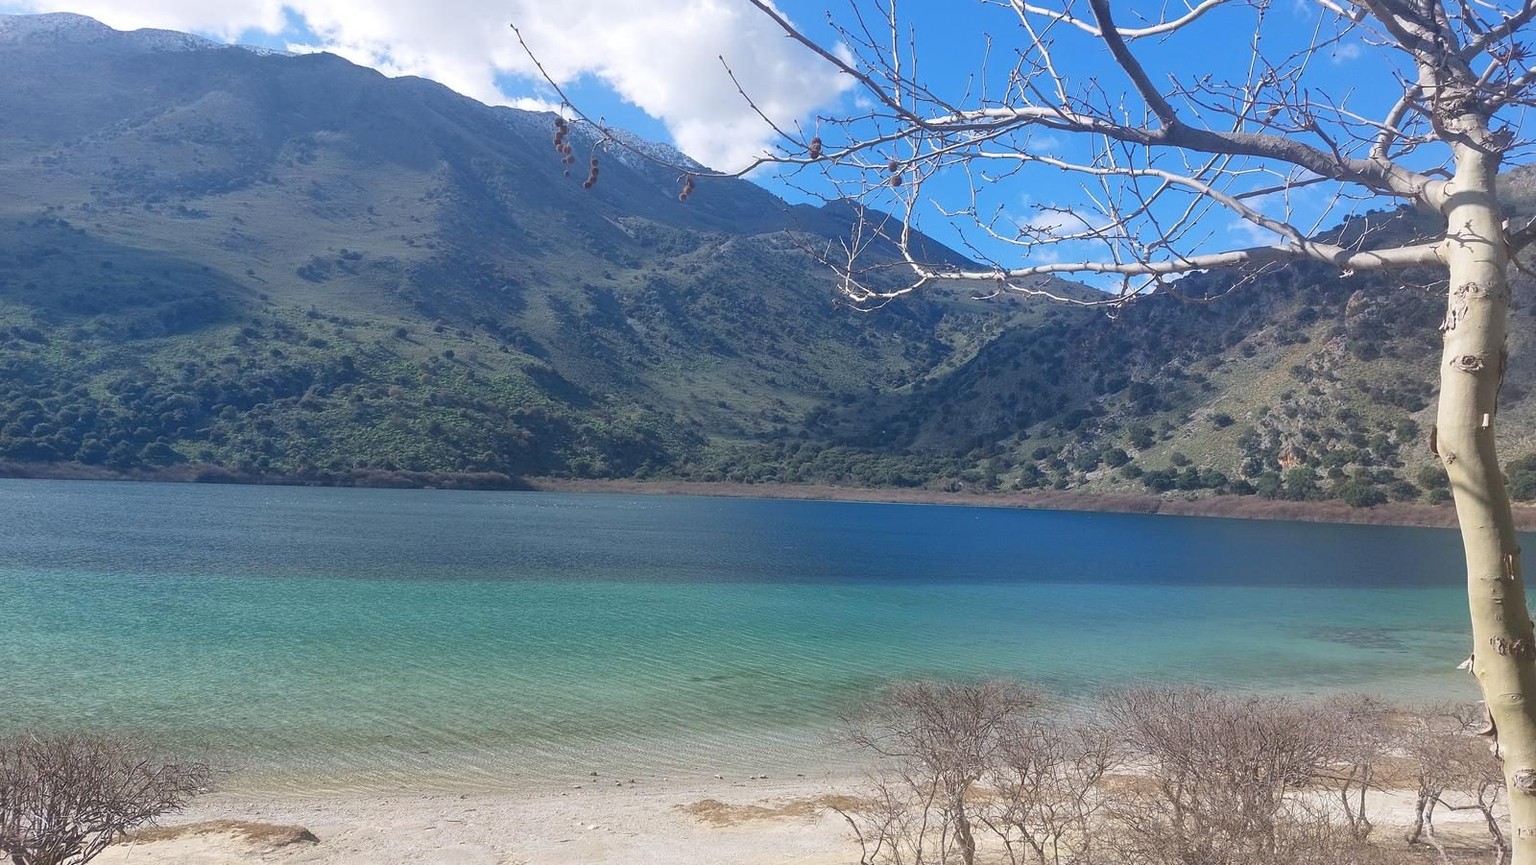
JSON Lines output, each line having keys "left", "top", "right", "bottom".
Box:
{"left": 0, "top": 479, "right": 1488, "bottom": 792}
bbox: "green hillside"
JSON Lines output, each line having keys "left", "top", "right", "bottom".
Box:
{"left": 0, "top": 13, "right": 1064, "bottom": 483}
{"left": 3, "top": 12, "right": 1536, "bottom": 509}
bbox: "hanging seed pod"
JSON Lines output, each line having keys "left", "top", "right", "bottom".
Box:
{"left": 808, "top": 137, "right": 822, "bottom": 159}
{"left": 890, "top": 173, "right": 903, "bottom": 187}
{"left": 887, "top": 159, "right": 901, "bottom": 173}
{"left": 678, "top": 173, "right": 695, "bottom": 202}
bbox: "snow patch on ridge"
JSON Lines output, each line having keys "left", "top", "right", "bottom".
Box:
{"left": 599, "top": 125, "right": 708, "bottom": 175}
{"left": 0, "top": 11, "right": 113, "bottom": 44}
{"left": 0, "top": 12, "right": 287, "bottom": 55}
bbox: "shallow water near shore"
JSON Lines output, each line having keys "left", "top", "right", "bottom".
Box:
{"left": 0, "top": 479, "right": 1489, "bottom": 792}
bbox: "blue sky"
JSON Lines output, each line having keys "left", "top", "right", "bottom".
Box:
{"left": 0, "top": 1, "right": 1476, "bottom": 274}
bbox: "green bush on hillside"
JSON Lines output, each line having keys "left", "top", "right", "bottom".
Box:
{"left": 1507, "top": 454, "right": 1536, "bottom": 501}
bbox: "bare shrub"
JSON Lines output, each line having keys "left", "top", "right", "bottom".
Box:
{"left": 839, "top": 779, "right": 951, "bottom": 865}
{"left": 0, "top": 733, "right": 211, "bottom": 865}
{"left": 980, "top": 719, "right": 1118, "bottom": 865}
{"left": 834, "top": 682, "right": 1488, "bottom": 865}
{"left": 1403, "top": 704, "right": 1509, "bottom": 865}
{"left": 840, "top": 680, "right": 1041, "bottom": 865}
{"left": 1318, "top": 694, "right": 1395, "bottom": 843}
{"left": 1100, "top": 687, "right": 1375, "bottom": 865}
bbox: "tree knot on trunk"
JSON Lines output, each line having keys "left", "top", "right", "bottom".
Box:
{"left": 1441, "top": 300, "right": 1468, "bottom": 333}
{"left": 1515, "top": 768, "right": 1536, "bottom": 795}
{"left": 1441, "top": 282, "right": 1492, "bottom": 333}
{"left": 1491, "top": 636, "right": 1533, "bottom": 659}
{"left": 1451, "top": 353, "right": 1488, "bottom": 373}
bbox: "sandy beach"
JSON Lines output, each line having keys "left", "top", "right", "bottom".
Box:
{"left": 95, "top": 775, "right": 862, "bottom": 865}
{"left": 88, "top": 770, "right": 1502, "bottom": 865}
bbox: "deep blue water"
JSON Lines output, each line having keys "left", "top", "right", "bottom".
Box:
{"left": 0, "top": 479, "right": 1489, "bottom": 791}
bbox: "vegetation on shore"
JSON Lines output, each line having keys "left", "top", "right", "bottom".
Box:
{"left": 0, "top": 733, "right": 210, "bottom": 865}
{"left": 838, "top": 681, "right": 1505, "bottom": 865}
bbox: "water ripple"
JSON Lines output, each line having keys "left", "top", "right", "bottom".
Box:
{"left": 0, "top": 480, "right": 1484, "bottom": 791}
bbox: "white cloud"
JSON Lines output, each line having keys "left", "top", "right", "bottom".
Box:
{"left": 1330, "top": 42, "right": 1361, "bottom": 64}
{"left": 9, "top": 0, "right": 851, "bottom": 172}
{"left": 1227, "top": 218, "right": 1283, "bottom": 246}
{"left": 1025, "top": 132, "right": 1063, "bottom": 152}
{"left": 10, "top": 0, "right": 288, "bottom": 37}
{"left": 506, "top": 96, "right": 562, "bottom": 114}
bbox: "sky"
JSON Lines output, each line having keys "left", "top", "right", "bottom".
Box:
{"left": 0, "top": 0, "right": 1463, "bottom": 276}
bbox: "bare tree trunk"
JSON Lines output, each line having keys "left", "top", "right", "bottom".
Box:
{"left": 1408, "top": 787, "right": 1431, "bottom": 845}
{"left": 953, "top": 797, "right": 976, "bottom": 865}
{"left": 1439, "top": 144, "right": 1536, "bottom": 865}
{"left": 1356, "top": 767, "right": 1373, "bottom": 840}
{"left": 1425, "top": 796, "right": 1455, "bottom": 865}
{"left": 1484, "top": 784, "right": 1513, "bottom": 865}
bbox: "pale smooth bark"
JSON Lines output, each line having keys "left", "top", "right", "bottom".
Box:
{"left": 1438, "top": 141, "right": 1536, "bottom": 864}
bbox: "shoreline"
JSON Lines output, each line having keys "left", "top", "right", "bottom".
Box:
{"left": 526, "top": 476, "right": 1515, "bottom": 530}
{"left": 5, "top": 459, "right": 1527, "bottom": 530}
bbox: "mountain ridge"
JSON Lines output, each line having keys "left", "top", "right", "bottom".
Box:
{"left": 0, "top": 12, "right": 1063, "bottom": 485}
{"left": 4, "top": 11, "right": 1536, "bottom": 510}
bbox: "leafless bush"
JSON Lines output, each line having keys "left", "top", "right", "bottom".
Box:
{"left": 1318, "top": 694, "right": 1394, "bottom": 844}
{"left": 1403, "top": 704, "right": 1509, "bottom": 865}
{"left": 839, "top": 680, "right": 1042, "bottom": 865}
{"left": 980, "top": 720, "right": 1117, "bottom": 865}
{"left": 1096, "top": 687, "right": 1381, "bottom": 865}
{"left": 835, "top": 682, "right": 1502, "bottom": 865}
{"left": 839, "top": 778, "right": 958, "bottom": 865}
{"left": 0, "top": 732, "right": 211, "bottom": 865}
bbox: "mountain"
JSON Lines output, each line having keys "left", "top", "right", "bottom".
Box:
{"left": 802, "top": 195, "right": 1536, "bottom": 507}
{"left": 0, "top": 12, "right": 1078, "bottom": 484}
{"left": 3, "top": 12, "right": 1536, "bottom": 509}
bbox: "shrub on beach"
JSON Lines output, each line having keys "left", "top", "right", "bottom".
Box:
{"left": 834, "top": 681, "right": 1498, "bottom": 865}
{"left": 0, "top": 732, "right": 211, "bottom": 865}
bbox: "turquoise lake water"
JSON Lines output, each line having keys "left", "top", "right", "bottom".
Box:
{"left": 0, "top": 479, "right": 1494, "bottom": 792}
